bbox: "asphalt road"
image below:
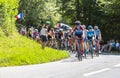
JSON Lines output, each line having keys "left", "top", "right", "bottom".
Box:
{"left": 0, "top": 53, "right": 120, "bottom": 78}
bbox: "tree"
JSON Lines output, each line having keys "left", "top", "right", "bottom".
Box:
{"left": 57, "top": 0, "right": 102, "bottom": 25}
{"left": 17, "top": 0, "right": 61, "bottom": 29}
{"left": 0, "top": 0, "right": 19, "bottom": 36}
{"left": 99, "top": 0, "right": 120, "bottom": 41}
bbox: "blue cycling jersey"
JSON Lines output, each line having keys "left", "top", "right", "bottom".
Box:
{"left": 94, "top": 29, "right": 101, "bottom": 36}
{"left": 87, "top": 30, "right": 95, "bottom": 40}
{"left": 75, "top": 28, "right": 83, "bottom": 37}
{"left": 94, "top": 29, "right": 101, "bottom": 39}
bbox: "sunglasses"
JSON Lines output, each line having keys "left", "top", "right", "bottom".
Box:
{"left": 75, "top": 23, "right": 80, "bottom": 26}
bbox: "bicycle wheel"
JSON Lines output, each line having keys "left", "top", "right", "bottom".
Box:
{"left": 77, "top": 38, "right": 83, "bottom": 61}
{"left": 90, "top": 48, "right": 93, "bottom": 59}
{"left": 89, "top": 41, "right": 94, "bottom": 59}
{"left": 95, "top": 45, "right": 99, "bottom": 57}
{"left": 84, "top": 50, "right": 87, "bottom": 59}
{"left": 77, "top": 51, "right": 82, "bottom": 61}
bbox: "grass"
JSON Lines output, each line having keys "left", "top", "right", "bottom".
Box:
{"left": 0, "top": 34, "right": 69, "bottom": 67}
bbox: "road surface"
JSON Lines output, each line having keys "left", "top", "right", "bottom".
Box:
{"left": 0, "top": 53, "right": 120, "bottom": 78}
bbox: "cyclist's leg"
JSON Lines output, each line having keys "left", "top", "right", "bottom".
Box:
{"left": 96, "top": 40, "right": 99, "bottom": 51}
{"left": 95, "top": 40, "right": 100, "bottom": 56}
{"left": 80, "top": 39, "right": 85, "bottom": 57}
{"left": 84, "top": 41, "right": 86, "bottom": 56}
{"left": 69, "top": 39, "right": 72, "bottom": 52}
{"left": 73, "top": 40, "right": 76, "bottom": 53}
{"left": 97, "top": 40, "right": 101, "bottom": 53}
{"left": 75, "top": 37, "right": 78, "bottom": 57}
{"left": 87, "top": 40, "right": 90, "bottom": 52}
{"left": 84, "top": 40, "right": 88, "bottom": 58}
{"left": 87, "top": 40, "right": 90, "bottom": 53}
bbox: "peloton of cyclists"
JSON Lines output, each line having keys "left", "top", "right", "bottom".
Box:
{"left": 73, "top": 21, "right": 102, "bottom": 59}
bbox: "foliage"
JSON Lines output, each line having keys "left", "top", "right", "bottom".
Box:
{"left": 98, "top": 0, "right": 120, "bottom": 41}
{"left": 57, "top": 0, "right": 120, "bottom": 41}
{"left": 17, "top": 0, "right": 61, "bottom": 29}
{"left": 56, "top": 0, "right": 102, "bottom": 25}
{"left": 0, "top": 0, "right": 19, "bottom": 36}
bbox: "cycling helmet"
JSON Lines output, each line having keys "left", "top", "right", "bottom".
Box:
{"left": 94, "top": 26, "right": 98, "bottom": 30}
{"left": 35, "top": 29, "right": 38, "bottom": 32}
{"left": 82, "top": 25, "right": 86, "bottom": 29}
{"left": 75, "top": 21, "right": 81, "bottom": 26}
{"left": 88, "top": 25, "right": 93, "bottom": 29}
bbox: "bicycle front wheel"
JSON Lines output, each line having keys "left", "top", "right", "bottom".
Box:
{"left": 78, "top": 52, "right": 82, "bottom": 61}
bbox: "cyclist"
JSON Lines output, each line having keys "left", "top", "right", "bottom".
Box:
{"left": 94, "top": 26, "right": 102, "bottom": 53}
{"left": 87, "top": 25, "right": 95, "bottom": 58}
{"left": 82, "top": 25, "right": 89, "bottom": 57}
{"left": 73, "top": 21, "right": 85, "bottom": 57}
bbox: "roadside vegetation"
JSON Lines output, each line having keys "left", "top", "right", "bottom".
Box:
{"left": 0, "top": 34, "right": 69, "bottom": 67}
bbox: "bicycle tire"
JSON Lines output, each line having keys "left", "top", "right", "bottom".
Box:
{"left": 89, "top": 40, "right": 94, "bottom": 59}
{"left": 90, "top": 48, "right": 94, "bottom": 59}
{"left": 78, "top": 52, "right": 82, "bottom": 61}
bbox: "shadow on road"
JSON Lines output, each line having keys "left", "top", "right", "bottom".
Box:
{"left": 101, "top": 52, "right": 120, "bottom": 56}
{"left": 61, "top": 54, "right": 95, "bottom": 63}
{"left": 61, "top": 52, "right": 120, "bottom": 63}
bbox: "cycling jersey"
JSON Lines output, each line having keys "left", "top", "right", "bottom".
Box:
{"left": 87, "top": 30, "right": 95, "bottom": 40}
{"left": 94, "top": 29, "right": 101, "bottom": 40}
{"left": 73, "top": 25, "right": 83, "bottom": 38}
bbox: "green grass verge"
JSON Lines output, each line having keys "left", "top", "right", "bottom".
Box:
{"left": 0, "top": 34, "right": 69, "bottom": 67}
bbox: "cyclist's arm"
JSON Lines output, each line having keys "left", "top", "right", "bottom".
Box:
{"left": 99, "top": 29, "right": 102, "bottom": 41}
{"left": 82, "top": 29, "right": 85, "bottom": 39}
{"left": 80, "top": 26, "right": 84, "bottom": 39}
{"left": 73, "top": 26, "right": 76, "bottom": 37}
{"left": 93, "top": 30, "right": 96, "bottom": 40}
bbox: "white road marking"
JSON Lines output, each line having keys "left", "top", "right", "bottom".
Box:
{"left": 83, "top": 68, "right": 110, "bottom": 76}
{"left": 114, "top": 64, "right": 120, "bottom": 67}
